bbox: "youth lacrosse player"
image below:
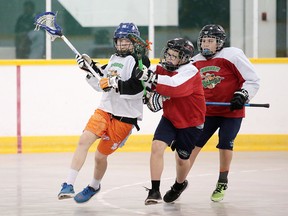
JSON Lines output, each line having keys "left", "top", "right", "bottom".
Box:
{"left": 135, "top": 38, "right": 206, "bottom": 204}
{"left": 190, "top": 24, "right": 260, "bottom": 202}
{"left": 58, "top": 22, "right": 150, "bottom": 203}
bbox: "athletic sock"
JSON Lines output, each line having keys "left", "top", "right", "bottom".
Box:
{"left": 173, "top": 180, "right": 186, "bottom": 191}
{"left": 89, "top": 178, "right": 101, "bottom": 190}
{"left": 151, "top": 180, "right": 160, "bottom": 191}
{"left": 218, "top": 171, "right": 229, "bottom": 183}
{"left": 66, "top": 169, "right": 79, "bottom": 185}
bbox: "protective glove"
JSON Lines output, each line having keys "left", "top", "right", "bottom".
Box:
{"left": 146, "top": 91, "right": 164, "bottom": 112}
{"left": 230, "top": 89, "right": 249, "bottom": 111}
{"left": 99, "top": 76, "right": 118, "bottom": 92}
{"left": 76, "top": 54, "right": 103, "bottom": 77}
{"left": 135, "top": 66, "right": 157, "bottom": 84}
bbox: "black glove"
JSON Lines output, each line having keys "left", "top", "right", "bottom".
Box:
{"left": 135, "top": 66, "right": 157, "bottom": 84}
{"left": 230, "top": 89, "right": 249, "bottom": 111}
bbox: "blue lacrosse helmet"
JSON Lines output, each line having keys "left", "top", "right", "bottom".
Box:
{"left": 113, "top": 22, "right": 140, "bottom": 56}
{"left": 113, "top": 22, "right": 140, "bottom": 39}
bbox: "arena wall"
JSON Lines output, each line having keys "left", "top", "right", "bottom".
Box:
{"left": 0, "top": 59, "right": 287, "bottom": 153}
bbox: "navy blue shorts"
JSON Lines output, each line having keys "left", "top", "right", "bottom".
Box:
{"left": 153, "top": 116, "right": 203, "bottom": 160}
{"left": 195, "top": 116, "right": 243, "bottom": 150}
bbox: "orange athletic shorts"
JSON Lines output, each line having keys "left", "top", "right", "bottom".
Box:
{"left": 85, "top": 109, "right": 133, "bottom": 155}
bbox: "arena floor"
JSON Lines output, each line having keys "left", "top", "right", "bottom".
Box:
{"left": 1, "top": 151, "right": 287, "bottom": 216}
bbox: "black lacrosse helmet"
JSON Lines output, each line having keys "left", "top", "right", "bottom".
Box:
{"left": 160, "top": 37, "right": 194, "bottom": 71}
{"left": 197, "top": 24, "right": 226, "bottom": 58}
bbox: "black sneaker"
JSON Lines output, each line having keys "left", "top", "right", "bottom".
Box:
{"left": 144, "top": 187, "right": 162, "bottom": 205}
{"left": 163, "top": 180, "right": 188, "bottom": 203}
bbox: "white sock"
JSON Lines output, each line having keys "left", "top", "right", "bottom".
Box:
{"left": 66, "top": 169, "right": 79, "bottom": 185}
{"left": 89, "top": 178, "right": 101, "bottom": 190}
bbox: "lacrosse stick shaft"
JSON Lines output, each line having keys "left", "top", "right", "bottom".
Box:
{"left": 206, "top": 102, "right": 270, "bottom": 108}
{"left": 61, "top": 36, "right": 101, "bottom": 80}
{"left": 138, "top": 59, "right": 143, "bottom": 70}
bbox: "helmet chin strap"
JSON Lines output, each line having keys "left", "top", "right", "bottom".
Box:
{"left": 202, "top": 48, "right": 215, "bottom": 58}
{"left": 162, "top": 61, "right": 178, "bottom": 71}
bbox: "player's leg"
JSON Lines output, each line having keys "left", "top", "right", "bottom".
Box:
{"left": 211, "top": 117, "right": 242, "bottom": 202}
{"left": 74, "top": 115, "right": 133, "bottom": 203}
{"left": 145, "top": 140, "right": 167, "bottom": 205}
{"left": 145, "top": 116, "right": 175, "bottom": 205}
{"left": 58, "top": 109, "right": 106, "bottom": 200}
{"left": 150, "top": 140, "right": 167, "bottom": 180}
{"left": 58, "top": 130, "right": 99, "bottom": 200}
{"left": 189, "top": 116, "right": 220, "bottom": 171}
{"left": 162, "top": 152, "right": 189, "bottom": 203}
{"left": 163, "top": 126, "right": 202, "bottom": 203}
{"left": 189, "top": 146, "right": 202, "bottom": 169}
{"left": 73, "top": 150, "right": 107, "bottom": 204}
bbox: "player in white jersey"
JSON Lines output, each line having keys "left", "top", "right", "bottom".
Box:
{"left": 190, "top": 24, "right": 260, "bottom": 202}
{"left": 57, "top": 22, "right": 150, "bottom": 203}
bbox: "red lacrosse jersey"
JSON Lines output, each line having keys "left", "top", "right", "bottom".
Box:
{"left": 192, "top": 47, "right": 260, "bottom": 118}
{"left": 154, "top": 63, "right": 206, "bottom": 129}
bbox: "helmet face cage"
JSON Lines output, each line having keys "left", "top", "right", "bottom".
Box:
{"left": 113, "top": 22, "right": 140, "bottom": 56}
{"left": 160, "top": 38, "right": 194, "bottom": 71}
{"left": 197, "top": 24, "right": 226, "bottom": 57}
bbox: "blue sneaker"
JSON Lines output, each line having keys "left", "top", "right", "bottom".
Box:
{"left": 58, "top": 183, "right": 75, "bottom": 200}
{"left": 74, "top": 185, "right": 101, "bottom": 203}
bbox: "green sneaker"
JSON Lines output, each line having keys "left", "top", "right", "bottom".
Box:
{"left": 211, "top": 182, "right": 228, "bottom": 202}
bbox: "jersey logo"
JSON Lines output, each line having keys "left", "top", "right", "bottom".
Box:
{"left": 108, "top": 69, "right": 119, "bottom": 77}
{"left": 202, "top": 73, "right": 224, "bottom": 89}
{"left": 200, "top": 66, "right": 221, "bottom": 73}
{"left": 111, "top": 143, "right": 119, "bottom": 150}
{"left": 111, "top": 62, "right": 124, "bottom": 69}
{"left": 102, "top": 134, "right": 110, "bottom": 141}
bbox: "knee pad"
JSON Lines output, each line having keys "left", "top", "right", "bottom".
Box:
{"left": 216, "top": 142, "right": 233, "bottom": 150}
{"left": 170, "top": 140, "right": 194, "bottom": 160}
{"left": 176, "top": 149, "right": 191, "bottom": 160}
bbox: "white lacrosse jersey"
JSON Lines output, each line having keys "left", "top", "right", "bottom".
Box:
{"left": 87, "top": 54, "right": 144, "bottom": 120}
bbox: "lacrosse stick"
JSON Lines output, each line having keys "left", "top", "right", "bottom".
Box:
{"left": 34, "top": 12, "right": 101, "bottom": 80}
{"left": 127, "top": 33, "right": 152, "bottom": 95}
{"left": 127, "top": 33, "right": 152, "bottom": 70}
{"left": 206, "top": 102, "right": 270, "bottom": 108}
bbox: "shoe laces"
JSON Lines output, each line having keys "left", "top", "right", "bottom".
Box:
{"left": 144, "top": 186, "right": 150, "bottom": 191}
{"left": 82, "top": 186, "right": 94, "bottom": 195}
{"left": 62, "top": 183, "right": 70, "bottom": 188}
{"left": 171, "top": 183, "right": 184, "bottom": 192}
{"left": 144, "top": 187, "right": 158, "bottom": 196}
{"left": 215, "top": 183, "right": 227, "bottom": 193}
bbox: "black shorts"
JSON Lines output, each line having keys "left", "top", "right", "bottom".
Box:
{"left": 195, "top": 116, "right": 243, "bottom": 150}
{"left": 153, "top": 116, "right": 203, "bottom": 160}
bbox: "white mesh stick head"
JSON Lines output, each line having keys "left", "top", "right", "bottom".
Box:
{"left": 34, "top": 12, "right": 62, "bottom": 41}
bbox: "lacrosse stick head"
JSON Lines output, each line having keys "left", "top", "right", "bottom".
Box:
{"left": 127, "top": 33, "right": 152, "bottom": 59}
{"left": 34, "top": 12, "right": 62, "bottom": 41}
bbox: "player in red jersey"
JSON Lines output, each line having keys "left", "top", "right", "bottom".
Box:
{"left": 190, "top": 24, "right": 260, "bottom": 202}
{"left": 136, "top": 38, "right": 206, "bottom": 204}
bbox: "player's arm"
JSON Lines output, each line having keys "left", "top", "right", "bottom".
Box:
{"left": 117, "top": 55, "right": 151, "bottom": 96}
{"left": 156, "top": 66, "right": 199, "bottom": 98}
{"left": 233, "top": 49, "right": 260, "bottom": 100}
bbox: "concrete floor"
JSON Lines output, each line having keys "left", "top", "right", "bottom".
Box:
{"left": 0, "top": 151, "right": 287, "bottom": 216}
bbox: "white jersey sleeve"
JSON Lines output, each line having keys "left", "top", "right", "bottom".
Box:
{"left": 217, "top": 47, "right": 260, "bottom": 100}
